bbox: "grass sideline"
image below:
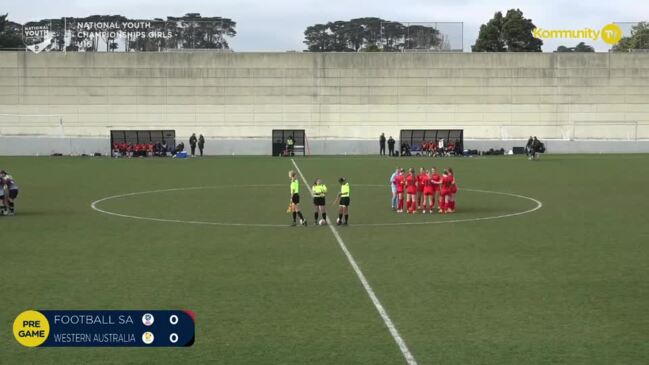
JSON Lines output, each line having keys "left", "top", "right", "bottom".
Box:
{"left": 1, "top": 154, "right": 648, "bottom": 364}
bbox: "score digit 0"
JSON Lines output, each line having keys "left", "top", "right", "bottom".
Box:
{"left": 169, "top": 314, "right": 179, "bottom": 325}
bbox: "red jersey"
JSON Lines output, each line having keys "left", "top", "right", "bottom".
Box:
{"left": 417, "top": 173, "right": 427, "bottom": 191}
{"left": 441, "top": 174, "right": 454, "bottom": 195}
{"left": 423, "top": 174, "right": 434, "bottom": 193}
{"left": 393, "top": 174, "right": 405, "bottom": 192}
{"left": 405, "top": 174, "right": 417, "bottom": 193}
{"left": 442, "top": 174, "right": 454, "bottom": 188}
{"left": 431, "top": 173, "right": 442, "bottom": 191}
{"left": 449, "top": 174, "right": 458, "bottom": 193}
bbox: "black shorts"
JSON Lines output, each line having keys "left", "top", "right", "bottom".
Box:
{"left": 339, "top": 197, "right": 350, "bottom": 206}
{"left": 313, "top": 197, "right": 325, "bottom": 206}
{"left": 291, "top": 193, "right": 300, "bottom": 204}
{"left": 9, "top": 189, "right": 18, "bottom": 199}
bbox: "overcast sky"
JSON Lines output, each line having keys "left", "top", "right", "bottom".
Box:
{"left": 4, "top": 0, "right": 647, "bottom": 52}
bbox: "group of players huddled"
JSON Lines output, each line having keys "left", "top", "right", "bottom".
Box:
{"left": 390, "top": 167, "right": 457, "bottom": 214}
{"left": 288, "top": 170, "right": 350, "bottom": 226}
{"left": 0, "top": 170, "right": 19, "bottom": 216}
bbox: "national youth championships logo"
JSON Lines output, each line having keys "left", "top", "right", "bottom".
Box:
{"left": 533, "top": 23, "right": 623, "bottom": 45}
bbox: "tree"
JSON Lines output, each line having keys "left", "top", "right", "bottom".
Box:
{"left": 0, "top": 13, "right": 24, "bottom": 50}
{"left": 304, "top": 24, "right": 332, "bottom": 52}
{"left": 556, "top": 42, "right": 595, "bottom": 52}
{"left": 472, "top": 12, "right": 506, "bottom": 52}
{"left": 472, "top": 9, "right": 542, "bottom": 52}
{"left": 612, "top": 22, "right": 649, "bottom": 52}
{"left": 303, "top": 18, "right": 441, "bottom": 52}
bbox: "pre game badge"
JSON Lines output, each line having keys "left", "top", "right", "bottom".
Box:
{"left": 14, "top": 310, "right": 50, "bottom": 347}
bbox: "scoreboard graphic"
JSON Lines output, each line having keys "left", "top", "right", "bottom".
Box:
{"left": 14, "top": 310, "right": 195, "bottom": 347}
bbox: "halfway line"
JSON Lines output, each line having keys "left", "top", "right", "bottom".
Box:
{"left": 290, "top": 158, "right": 418, "bottom": 365}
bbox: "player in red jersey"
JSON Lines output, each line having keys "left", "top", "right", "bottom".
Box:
{"left": 431, "top": 167, "right": 442, "bottom": 211}
{"left": 439, "top": 169, "right": 449, "bottom": 213}
{"left": 427, "top": 167, "right": 442, "bottom": 213}
{"left": 422, "top": 169, "right": 434, "bottom": 213}
{"left": 447, "top": 168, "right": 457, "bottom": 213}
{"left": 393, "top": 168, "right": 405, "bottom": 212}
{"left": 405, "top": 168, "right": 417, "bottom": 214}
{"left": 416, "top": 167, "right": 427, "bottom": 211}
{"left": 439, "top": 168, "right": 456, "bottom": 213}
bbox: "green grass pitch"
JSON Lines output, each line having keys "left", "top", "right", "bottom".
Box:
{"left": 1, "top": 154, "right": 648, "bottom": 364}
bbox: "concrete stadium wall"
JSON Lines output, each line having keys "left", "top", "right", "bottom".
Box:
{"left": 1, "top": 51, "right": 648, "bottom": 155}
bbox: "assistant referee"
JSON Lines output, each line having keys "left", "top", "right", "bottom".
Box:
{"left": 289, "top": 170, "right": 307, "bottom": 226}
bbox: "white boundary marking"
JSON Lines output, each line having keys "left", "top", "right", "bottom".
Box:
{"left": 91, "top": 185, "right": 289, "bottom": 227}
{"left": 90, "top": 184, "right": 542, "bottom": 229}
{"left": 291, "top": 158, "right": 418, "bottom": 365}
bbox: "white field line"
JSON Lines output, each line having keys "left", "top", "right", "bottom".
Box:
{"left": 90, "top": 185, "right": 289, "bottom": 227}
{"left": 91, "top": 184, "right": 542, "bottom": 229}
{"left": 290, "top": 158, "right": 418, "bottom": 365}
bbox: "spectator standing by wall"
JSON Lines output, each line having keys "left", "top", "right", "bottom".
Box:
{"left": 387, "top": 136, "right": 395, "bottom": 156}
{"left": 526, "top": 136, "right": 533, "bottom": 157}
{"left": 379, "top": 133, "right": 386, "bottom": 156}
{"left": 198, "top": 134, "right": 205, "bottom": 156}
{"left": 189, "top": 133, "right": 198, "bottom": 157}
{"left": 286, "top": 136, "right": 295, "bottom": 156}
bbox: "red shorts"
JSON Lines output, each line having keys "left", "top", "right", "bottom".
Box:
{"left": 451, "top": 186, "right": 458, "bottom": 194}
{"left": 440, "top": 188, "right": 450, "bottom": 196}
{"left": 396, "top": 188, "right": 404, "bottom": 194}
{"left": 406, "top": 188, "right": 417, "bottom": 195}
{"left": 423, "top": 188, "right": 434, "bottom": 196}
{"left": 417, "top": 187, "right": 424, "bottom": 193}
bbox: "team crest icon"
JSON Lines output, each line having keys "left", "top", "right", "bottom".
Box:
{"left": 142, "top": 331, "right": 155, "bottom": 345}
{"left": 142, "top": 313, "right": 155, "bottom": 326}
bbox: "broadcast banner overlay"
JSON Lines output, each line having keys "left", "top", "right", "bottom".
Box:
{"left": 14, "top": 310, "right": 195, "bottom": 347}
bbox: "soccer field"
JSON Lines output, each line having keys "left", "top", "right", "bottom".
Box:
{"left": 1, "top": 154, "right": 648, "bottom": 364}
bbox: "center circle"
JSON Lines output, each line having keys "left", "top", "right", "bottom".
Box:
{"left": 91, "top": 184, "right": 542, "bottom": 228}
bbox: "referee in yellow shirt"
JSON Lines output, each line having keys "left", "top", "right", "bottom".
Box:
{"left": 312, "top": 178, "right": 328, "bottom": 225}
{"left": 336, "top": 177, "right": 350, "bottom": 225}
{"left": 289, "top": 170, "right": 307, "bottom": 226}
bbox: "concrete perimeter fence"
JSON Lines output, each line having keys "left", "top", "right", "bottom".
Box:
{"left": 1, "top": 51, "right": 648, "bottom": 155}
